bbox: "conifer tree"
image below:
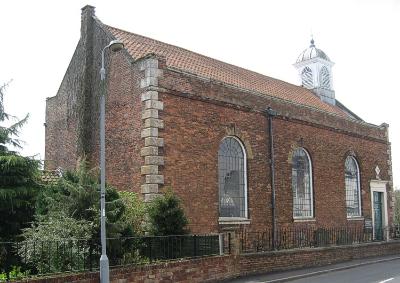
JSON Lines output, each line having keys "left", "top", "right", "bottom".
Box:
{"left": 0, "top": 81, "right": 41, "bottom": 242}
{"left": 147, "top": 190, "right": 188, "bottom": 235}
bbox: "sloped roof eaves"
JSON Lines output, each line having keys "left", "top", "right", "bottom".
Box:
{"left": 106, "top": 25, "right": 347, "bottom": 117}
{"left": 335, "top": 99, "right": 364, "bottom": 121}
{"left": 166, "top": 65, "right": 344, "bottom": 118}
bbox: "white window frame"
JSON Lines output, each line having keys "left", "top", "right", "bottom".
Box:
{"left": 292, "top": 148, "right": 314, "bottom": 220}
{"left": 345, "top": 156, "right": 362, "bottom": 218}
{"left": 218, "top": 136, "right": 248, "bottom": 223}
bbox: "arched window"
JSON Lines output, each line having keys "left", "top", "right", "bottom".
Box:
{"left": 301, "top": 67, "right": 313, "bottom": 88}
{"left": 319, "top": 66, "right": 330, "bottom": 89}
{"left": 218, "top": 137, "right": 247, "bottom": 218}
{"left": 292, "top": 148, "right": 313, "bottom": 218}
{"left": 345, "top": 156, "right": 361, "bottom": 217}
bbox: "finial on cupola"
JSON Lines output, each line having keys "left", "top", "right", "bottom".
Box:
{"left": 310, "top": 38, "right": 315, "bottom": 47}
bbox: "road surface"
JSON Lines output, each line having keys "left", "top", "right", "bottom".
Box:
{"left": 228, "top": 256, "right": 400, "bottom": 283}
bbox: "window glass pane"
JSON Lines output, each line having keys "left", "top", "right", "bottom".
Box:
{"left": 345, "top": 156, "right": 361, "bottom": 217}
{"left": 292, "top": 148, "right": 313, "bottom": 218}
{"left": 218, "top": 137, "right": 246, "bottom": 217}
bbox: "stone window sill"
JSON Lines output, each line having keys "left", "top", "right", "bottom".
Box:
{"left": 293, "top": 218, "right": 316, "bottom": 223}
{"left": 219, "top": 217, "right": 250, "bottom": 225}
{"left": 347, "top": 216, "right": 364, "bottom": 221}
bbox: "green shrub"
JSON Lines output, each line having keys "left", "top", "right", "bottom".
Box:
{"left": 0, "top": 266, "right": 28, "bottom": 282}
{"left": 119, "top": 191, "right": 147, "bottom": 235}
{"left": 18, "top": 212, "right": 94, "bottom": 274}
{"left": 18, "top": 159, "right": 138, "bottom": 273}
{"left": 147, "top": 190, "right": 188, "bottom": 236}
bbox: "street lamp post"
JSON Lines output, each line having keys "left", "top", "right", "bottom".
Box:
{"left": 99, "top": 40, "right": 124, "bottom": 283}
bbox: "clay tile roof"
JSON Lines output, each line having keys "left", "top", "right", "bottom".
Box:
{"left": 106, "top": 25, "right": 347, "bottom": 117}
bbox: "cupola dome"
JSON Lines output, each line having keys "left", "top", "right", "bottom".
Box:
{"left": 296, "top": 39, "right": 330, "bottom": 63}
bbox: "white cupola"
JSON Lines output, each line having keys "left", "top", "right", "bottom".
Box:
{"left": 293, "top": 39, "right": 335, "bottom": 105}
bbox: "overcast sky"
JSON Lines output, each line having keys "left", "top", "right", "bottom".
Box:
{"left": 0, "top": 0, "right": 399, "bottom": 187}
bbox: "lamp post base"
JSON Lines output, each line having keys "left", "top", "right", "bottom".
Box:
{"left": 100, "top": 254, "right": 109, "bottom": 283}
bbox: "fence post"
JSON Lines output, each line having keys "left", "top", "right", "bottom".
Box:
{"left": 193, "top": 235, "right": 197, "bottom": 257}
{"left": 219, "top": 234, "right": 224, "bottom": 255}
{"left": 149, "top": 237, "right": 152, "bottom": 263}
{"left": 228, "top": 233, "right": 231, "bottom": 254}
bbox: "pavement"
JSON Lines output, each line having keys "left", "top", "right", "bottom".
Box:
{"left": 226, "top": 254, "right": 400, "bottom": 283}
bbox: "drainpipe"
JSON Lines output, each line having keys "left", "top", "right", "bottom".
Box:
{"left": 265, "top": 107, "right": 278, "bottom": 250}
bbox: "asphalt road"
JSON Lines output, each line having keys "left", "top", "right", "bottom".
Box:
{"left": 288, "top": 259, "right": 400, "bottom": 283}
{"left": 227, "top": 257, "right": 400, "bottom": 283}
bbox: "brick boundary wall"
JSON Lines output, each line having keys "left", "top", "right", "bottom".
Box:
{"left": 18, "top": 240, "right": 400, "bottom": 283}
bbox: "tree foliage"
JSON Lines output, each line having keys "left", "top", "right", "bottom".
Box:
{"left": 17, "top": 211, "right": 94, "bottom": 274}
{"left": 147, "top": 190, "right": 188, "bottom": 236}
{"left": 19, "top": 159, "right": 138, "bottom": 273}
{"left": 0, "top": 81, "right": 29, "bottom": 154}
{"left": 119, "top": 191, "right": 147, "bottom": 235}
{"left": 0, "top": 82, "right": 41, "bottom": 242}
{"left": 0, "top": 82, "right": 41, "bottom": 277}
{"left": 34, "top": 159, "right": 131, "bottom": 239}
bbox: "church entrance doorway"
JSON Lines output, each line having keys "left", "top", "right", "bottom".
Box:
{"left": 370, "top": 180, "right": 389, "bottom": 240}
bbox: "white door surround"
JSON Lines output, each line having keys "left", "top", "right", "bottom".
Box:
{"left": 370, "top": 180, "right": 389, "bottom": 240}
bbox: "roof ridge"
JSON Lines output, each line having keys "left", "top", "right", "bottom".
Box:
{"left": 106, "top": 24, "right": 310, "bottom": 92}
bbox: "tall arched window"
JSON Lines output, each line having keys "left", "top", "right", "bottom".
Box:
{"left": 345, "top": 156, "right": 361, "bottom": 217}
{"left": 301, "top": 67, "right": 313, "bottom": 88}
{"left": 292, "top": 148, "right": 313, "bottom": 218}
{"left": 218, "top": 137, "right": 247, "bottom": 218}
{"left": 319, "top": 66, "right": 330, "bottom": 89}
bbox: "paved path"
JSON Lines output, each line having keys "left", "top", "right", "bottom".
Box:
{"left": 227, "top": 255, "right": 400, "bottom": 283}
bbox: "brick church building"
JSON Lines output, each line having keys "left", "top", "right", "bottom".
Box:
{"left": 45, "top": 6, "right": 394, "bottom": 236}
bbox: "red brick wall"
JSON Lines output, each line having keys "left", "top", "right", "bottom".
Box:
{"left": 89, "top": 52, "right": 143, "bottom": 193}
{"left": 157, "top": 68, "right": 392, "bottom": 233}
{"left": 20, "top": 240, "right": 400, "bottom": 283}
{"left": 45, "top": 12, "right": 144, "bottom": 194}
{"left": 160, "top": 92, "right": 270, "bottom": 233}
{"left": 44, "top": 44, "right": 84, "bottom": 170}
{"left": 84, "top": 22, "right": 144, "bottom": 196}
{"left": 238, "top": 240, "right": 400, "bottom": 276}
{"left": 272, "top": 117, "right": 390, "bottom": 227}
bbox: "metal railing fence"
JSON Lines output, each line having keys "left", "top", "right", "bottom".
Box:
{"left": 0, "top": 234, "right": 222, "bottom": 280}
{"left": 241, "top": 226, "right": 400, "bottom": 254}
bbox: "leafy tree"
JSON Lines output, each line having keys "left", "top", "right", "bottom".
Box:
{"left": 0, "top": 81, "right": 29, "bottom": 153}
{"left": 0, "top": 156, "right": 40, "bottom": 240}
{"left": 119, "top": 191, "right": 147, "bottom": 235}
{"left": 0, "top": 81, "right": 41, "bottom": 276}
{"left": 18, "top": 160, "right": 141, "bottom": 273}
{"left": 34, "top": 159, "right": 130, "bottom": 239}
{"left": 147, "top": 190, "right": 188, "bottom": 235}
{"left": 18, "top": 212, "right": 94, "bottom": 274}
